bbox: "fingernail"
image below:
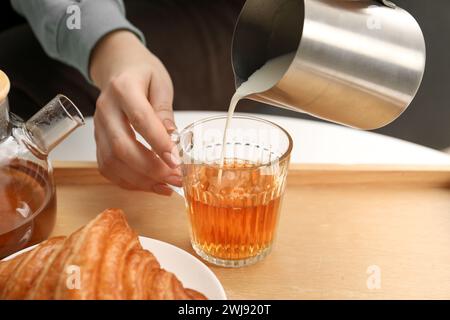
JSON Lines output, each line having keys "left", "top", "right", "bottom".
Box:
{"left": 162, "top": 151, "right": 181, "bottom": 169}
{"left": 153, "top": 183, "right": 173, "bottom": 196}
{"left": 163, "top": 119, "right": 177, "bottom": 132}
{"left": 166, "top": 175, "right": 183, "bottom": 187}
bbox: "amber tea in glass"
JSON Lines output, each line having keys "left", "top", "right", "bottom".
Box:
{"left": 178, "top": 116, "right": 292, "bottom": 267}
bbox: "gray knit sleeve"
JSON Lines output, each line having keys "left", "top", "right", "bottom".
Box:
{"left": 11, "top": 0, "right": 146, "bottom": 81}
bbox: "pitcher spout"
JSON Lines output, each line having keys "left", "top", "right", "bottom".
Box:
{"left": 25, "top": 95, "right": 85, "bottom": 155}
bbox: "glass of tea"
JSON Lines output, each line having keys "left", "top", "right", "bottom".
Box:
{"left": 175, "top": 115, "right": 292, "bottom": 267}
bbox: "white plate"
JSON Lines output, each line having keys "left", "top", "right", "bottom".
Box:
{"left": 3, "top": 236, "right": 226, "bottom": 300}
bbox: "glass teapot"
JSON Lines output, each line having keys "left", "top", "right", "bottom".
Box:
{"left": 0, "top": 70, "right": 84, "bottom": 258}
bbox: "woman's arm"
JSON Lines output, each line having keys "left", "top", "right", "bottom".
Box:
{"left": 10, "top": 0, "right": 144, "bottom": 80}
{"left": 12, "top": 0, "right": 182, "bottom": 195}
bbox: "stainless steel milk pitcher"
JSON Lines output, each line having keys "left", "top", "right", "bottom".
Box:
{"left": 232, "top": 0, "right": 426, "bottom": 129}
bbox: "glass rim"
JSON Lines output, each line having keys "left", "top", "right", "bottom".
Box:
{"left": 179, "top": 114, "right": 293, "bottom": 170}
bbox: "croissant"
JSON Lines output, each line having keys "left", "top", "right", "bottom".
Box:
{"left": 0, "top": 209, "right": 206, "bottom": 300}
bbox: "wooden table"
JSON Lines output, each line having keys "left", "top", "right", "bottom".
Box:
{"left": 53, "top": 162, "right": 450, "bottom": 299}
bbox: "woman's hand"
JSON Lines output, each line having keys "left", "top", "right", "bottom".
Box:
{"left": 90, "top": 30, "right": 181, "bottom": 195}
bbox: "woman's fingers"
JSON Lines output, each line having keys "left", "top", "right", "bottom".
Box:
{"left": 154, "top": 102, "right": 176, "bottom": 133}
{"left": 94, "top": 118, "right": 174, "bottom": 196}
{"left": 95, "top": 98, "right": 182, "bottom": 186}
{"left": 108, "top": 75, "right": 180, "bottom": 169}
{"left": 148, "top": 62, "right": 176, "bottom": 133}
{"left": 99, "top": 153, "right": 173, "bottom": 196}
{"left": 94, "top": 100, "right": 182, "bottom": 193}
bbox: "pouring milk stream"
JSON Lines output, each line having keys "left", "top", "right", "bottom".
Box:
{"left": 218, "top": 52, "right": 296, "bottom": 179}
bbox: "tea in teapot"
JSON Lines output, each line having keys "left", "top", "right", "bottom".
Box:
{"left": 0, "top": 70, "right": 84, "bottom": 258}
{"left": 0, "top": 160, "right": 56, "bottom": 258}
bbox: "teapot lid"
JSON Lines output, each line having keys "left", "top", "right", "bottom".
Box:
{"left": 0, "top": 70, "right": 10, "bottom": 103}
